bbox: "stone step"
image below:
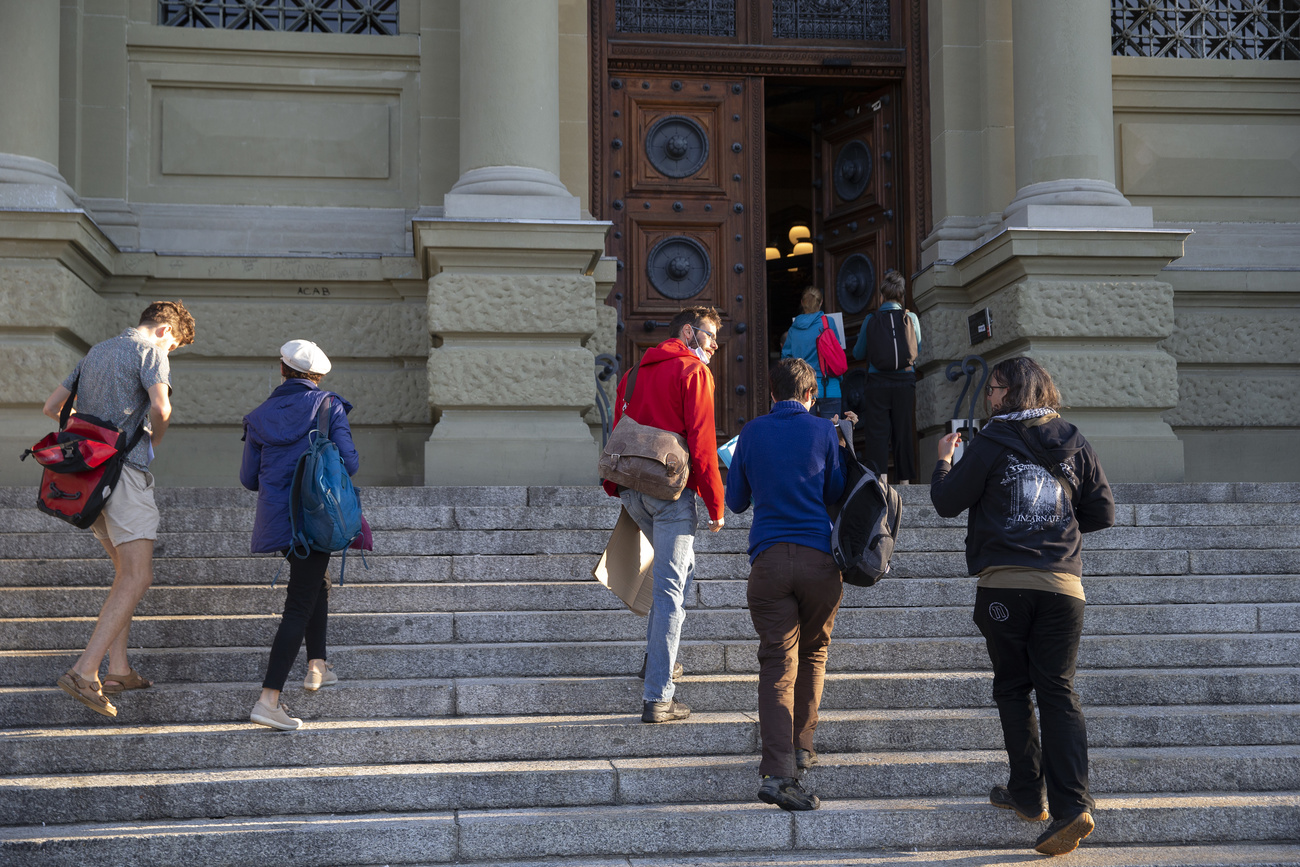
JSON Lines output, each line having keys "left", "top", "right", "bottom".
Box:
{"left": 10, "top": 500, "right": 1300, "bottom": 536}
{"left": 1, "top": 794, "right": 1296, "bottom": 866}
{"left": 4, "top": 705, "right": 1297, "bottom": 777}
{"left": 5, "top": 600, "right": 1293, "bottom": 651}
{"left": 2, "top": 524, "right": 1295, "bottom": 560}
{"left": 4, "top": 629, "right": 1296, "bottom": 686}
{"left": 495, "top": 845, "right": 1300, "bottom": 867}
{"left": 5, "top": 574, "right": 1300, "bottom": 617}
{"left": 4, "top": 745, "right": 1298, "bottom": 827}
{"left": 12, "top": 546, "right": 1275, "bottom": 588}
{"left": 3, "top": 668, "right": 1297, "bottom": 726}
{"left": 5, "top": 481, "right": 1299, "bottom": 509}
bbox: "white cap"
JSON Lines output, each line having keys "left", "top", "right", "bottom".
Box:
{"left": 280, "top": 339, "right": 332, "bottom": 375}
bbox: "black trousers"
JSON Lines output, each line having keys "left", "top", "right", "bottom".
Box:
{"left": 973, "top": 586, "right": 1094, "bottom": 820}
{"left": 262, "top": 548, "right": 330, "bottom": 691}
{"left": 861, "top": 375, "right": 916, "bottom": 482}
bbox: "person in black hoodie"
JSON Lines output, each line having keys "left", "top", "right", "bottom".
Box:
{"left": 930, "top": 357, "right": 1115, "bottom": 857}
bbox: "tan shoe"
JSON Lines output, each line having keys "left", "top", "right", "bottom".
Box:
{"left": 250, "top": 699, "right": 302, "bottom": 731}
{"left": 303, "top": 662, "right": 337, "bottom": 692}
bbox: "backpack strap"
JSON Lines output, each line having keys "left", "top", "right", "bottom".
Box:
{"left": 59, "top": 375, "right": 78, "bottom": 430}
{"left": 315, "top": 396, "right": 333, "bottom": 439}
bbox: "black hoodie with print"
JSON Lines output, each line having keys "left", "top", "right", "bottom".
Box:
{"left": 930, "top": 416, "right": 1115, "bottom": 577}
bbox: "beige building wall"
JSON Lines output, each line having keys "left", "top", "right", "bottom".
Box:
{"left": 1, "top": 0, "right": 599, "bottom": 489}
{"left": 918, "top": 0, "right": 1300, "bottom": 483}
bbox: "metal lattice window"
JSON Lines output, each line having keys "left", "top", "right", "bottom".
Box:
{"left": 614, "top": 0, "right": 737, "bottom": 37}
{"left": 1113, "top": 0, "right": 1300, "bottom": 59}
{"left": 772, "top": 0, "right": 891, "bottom": 41}
{"left": 159, "top": 0, "right": 399, "bottom": 35}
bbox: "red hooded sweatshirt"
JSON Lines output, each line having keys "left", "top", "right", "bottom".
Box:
{"left": 602, "top": 338, "right": 725, "bottom": 521}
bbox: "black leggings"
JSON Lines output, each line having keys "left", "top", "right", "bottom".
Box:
{"left": 262, "top": 548, "right": 330, "bottom": 691}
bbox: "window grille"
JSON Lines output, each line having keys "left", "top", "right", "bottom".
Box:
{"left": 772, "top": 0, "right": 891, "bottom": 42}
{"left": 1113, "top": 0, "right": 1299, "bottom": 59}
{"left": 159, "top": 0, "right": 399, "bottom": 35}
{"left": 614, "top": 0, "right": 736, "bottom": 37}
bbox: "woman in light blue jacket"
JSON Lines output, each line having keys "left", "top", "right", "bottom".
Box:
{"left": 780, "top": 286, "right": 842, "bottom": 419}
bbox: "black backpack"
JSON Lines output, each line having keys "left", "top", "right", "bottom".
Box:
{"left": 828, "top": 420, "right": 902, "bottom": 587}
{"left": 865, "top": 308, "right": 919, "bottom": 371}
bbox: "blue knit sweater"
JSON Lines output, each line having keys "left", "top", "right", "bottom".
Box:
{"left": 724, "top": 400, "right": 846, "bottom": 562}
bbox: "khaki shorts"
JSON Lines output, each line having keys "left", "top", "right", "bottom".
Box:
{"left": 91, "top": 465, "right": 160, "bottom": 547}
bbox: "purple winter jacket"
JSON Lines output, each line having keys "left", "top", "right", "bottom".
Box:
{"left": 240, "top": 379, "right": 360, "bottom": 554}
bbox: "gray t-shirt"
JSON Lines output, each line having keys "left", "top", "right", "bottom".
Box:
{"left": 62, "top": 328, "right": 171, "bottom": 471}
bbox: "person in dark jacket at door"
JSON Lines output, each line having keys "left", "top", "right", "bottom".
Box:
{"left": 240, "top": 339, "right": 360, "bottom": 731}
{"left": 852, "top": 269, "right": 922, "bottom": 482}
{"left": 930, "top": 356, "right": 1114, "bottom": 857}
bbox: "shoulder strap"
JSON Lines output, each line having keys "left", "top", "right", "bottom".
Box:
{"left": 316, "top": 396, "right": 333, "bottom": 438}
{"left": 59, "top": 375, "right": 79, "bottom": 430}
{"left": 623, "top": 362, "right": 640, "bottom": 410}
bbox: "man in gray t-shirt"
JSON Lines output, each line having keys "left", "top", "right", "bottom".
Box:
{"left": 44, "top": 301, "right": 196, "bottom": 718}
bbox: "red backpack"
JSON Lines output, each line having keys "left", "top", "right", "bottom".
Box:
{"left": 816, "top": 314, "right": 848, "bottom": 378}
{"left": 22, "top": 377, "right": 149, "bottom": 529}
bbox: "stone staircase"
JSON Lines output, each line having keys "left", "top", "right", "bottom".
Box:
{"left": 0, "top": 482, "right": 1298, "bottom": 866}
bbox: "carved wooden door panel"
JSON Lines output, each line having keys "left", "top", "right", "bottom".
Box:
{"left": 605, "top": 73, "right": 765, "bottom": 442}
{"left": 812, "top": 85, "right": 904, "bottom": 368}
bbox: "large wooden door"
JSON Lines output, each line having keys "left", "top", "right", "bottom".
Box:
{"left": 603, "top": 73, "right": 766, "bottom": 441}
{"left": 812, "top": 85, "right": 904, "bottom": 345}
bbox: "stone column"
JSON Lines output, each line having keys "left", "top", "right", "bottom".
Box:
{"left": 911, "top": 0, "right": 1191, "bottom": 482}
{"left": 1002, "top": 0, "right": 1146, "bottom": 227}
{"left": 0, "top": 0, "right": 78, "bottom": 208}
{"left": 443, "top": 0, "right": 580, "bottom": 220}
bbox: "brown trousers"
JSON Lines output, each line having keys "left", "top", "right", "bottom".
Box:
{"left": 746, "top": 542, "right": 844, "bottom": 778}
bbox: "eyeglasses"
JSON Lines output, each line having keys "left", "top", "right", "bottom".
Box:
{"left": 692, "top": 326, "right": 716, "bottom": 342}
{"left": 985, "top": 384, "right": 1008, "bottom": 396}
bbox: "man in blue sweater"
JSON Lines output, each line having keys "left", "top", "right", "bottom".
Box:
{"left": 725, "top": 358, "right": 848, "bottom": 811}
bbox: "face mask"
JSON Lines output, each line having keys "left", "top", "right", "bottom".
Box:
{"left": 687, "top": 327, "right": 711, "bottom": 365}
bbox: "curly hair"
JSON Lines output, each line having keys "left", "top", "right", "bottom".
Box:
{"left": 139, "top": 300, "right": 196, "bottom": 347}
{"left": 668, "top": 306, "right": 722, "bottom": 338}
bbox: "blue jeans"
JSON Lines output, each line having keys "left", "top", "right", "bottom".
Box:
{"left": 619, "top": 488, "right": 698, "bottom": 703}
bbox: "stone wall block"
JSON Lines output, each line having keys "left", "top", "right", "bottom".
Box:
{"left": 174, "top": 299, "right": 429, "bottom": 359}
{"left": 168, "top": 367, "right": 430, "bottom": 425}
{"left": 0, "top": 341, "right": 84, "bottom": 403}
{"left": 428, "top": 346, "right": 594, "bottom": 408}
{"left": 0, "top": 262, "right": 113, "bottom": 344}
{"left": 1163, "top": 308, "right": 1300, "bottom": 365}
{"left": 1165, "top": 373, "right": 1300, "bottom": 428}
{"left": 992, "top": 280, "right": 1174, "bottom": 340}
{"left": 919, "top": 305, "right": 978, "bottom": 366}
{"left": 916, "top": 373, "right": 976, "bottom": 431}
{"left": 1029, "top": 349, "right": 1179, "bottom": 410}
{"left": 429, "top": 274, "right": 597, "bottom": 335}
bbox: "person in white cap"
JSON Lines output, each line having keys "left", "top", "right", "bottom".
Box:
{"left": 240, "top": 339, "right": 360, "bottom": 730}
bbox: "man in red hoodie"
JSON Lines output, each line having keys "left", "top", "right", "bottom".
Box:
{"left": 603, "top": 306, "right": 726, "bottom": 723}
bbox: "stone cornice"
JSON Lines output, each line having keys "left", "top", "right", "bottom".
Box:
{"left": 412, "top": 219, "right": 613, "bottom": 279}
{"left": 0, "top": 210, "right": 116, "bottom": 288}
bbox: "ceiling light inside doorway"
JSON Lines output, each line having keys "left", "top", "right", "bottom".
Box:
{"left": 789, "top": 241, "right": 813, "bottom": 257}
{"left": 788, "top": 225, "right": 810, "bottom": 245}
{"left": 766, "top": 246, "right": 780, "bottom": 260}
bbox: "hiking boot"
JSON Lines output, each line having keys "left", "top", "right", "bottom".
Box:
{"left": 795, "top": 748, "right": 819, "bottom": 770}
{"left": 637, "top": 654, "right": 684, "bottom": 682}
{"left": 757, "top": 776, "right": 820, "bottom": 811}
{"left": 641, "top": 699, "right": 691, "bottom": 723}
{"left": 250, "top": 699, "right": 303, "bottom": 731}
{"left": 990, "top": 785, "right": 1048, "bottom": 821}
{"left": 1034, "top": 811, "right": 1095, "bottom": 856}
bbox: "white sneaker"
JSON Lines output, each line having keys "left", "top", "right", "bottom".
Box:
{"left": 251, "top": 699, "right": 303, "bottom": 731}
{"left": 303, "top": 662, "right": 337, "bottom": 691}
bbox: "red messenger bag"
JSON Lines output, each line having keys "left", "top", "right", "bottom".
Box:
{"left": 21, "top": 377, "right": 149, "bottom": 529}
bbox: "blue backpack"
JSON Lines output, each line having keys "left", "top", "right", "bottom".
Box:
{"left": 287, "top": 397, "right": 364, "bottom": 583}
